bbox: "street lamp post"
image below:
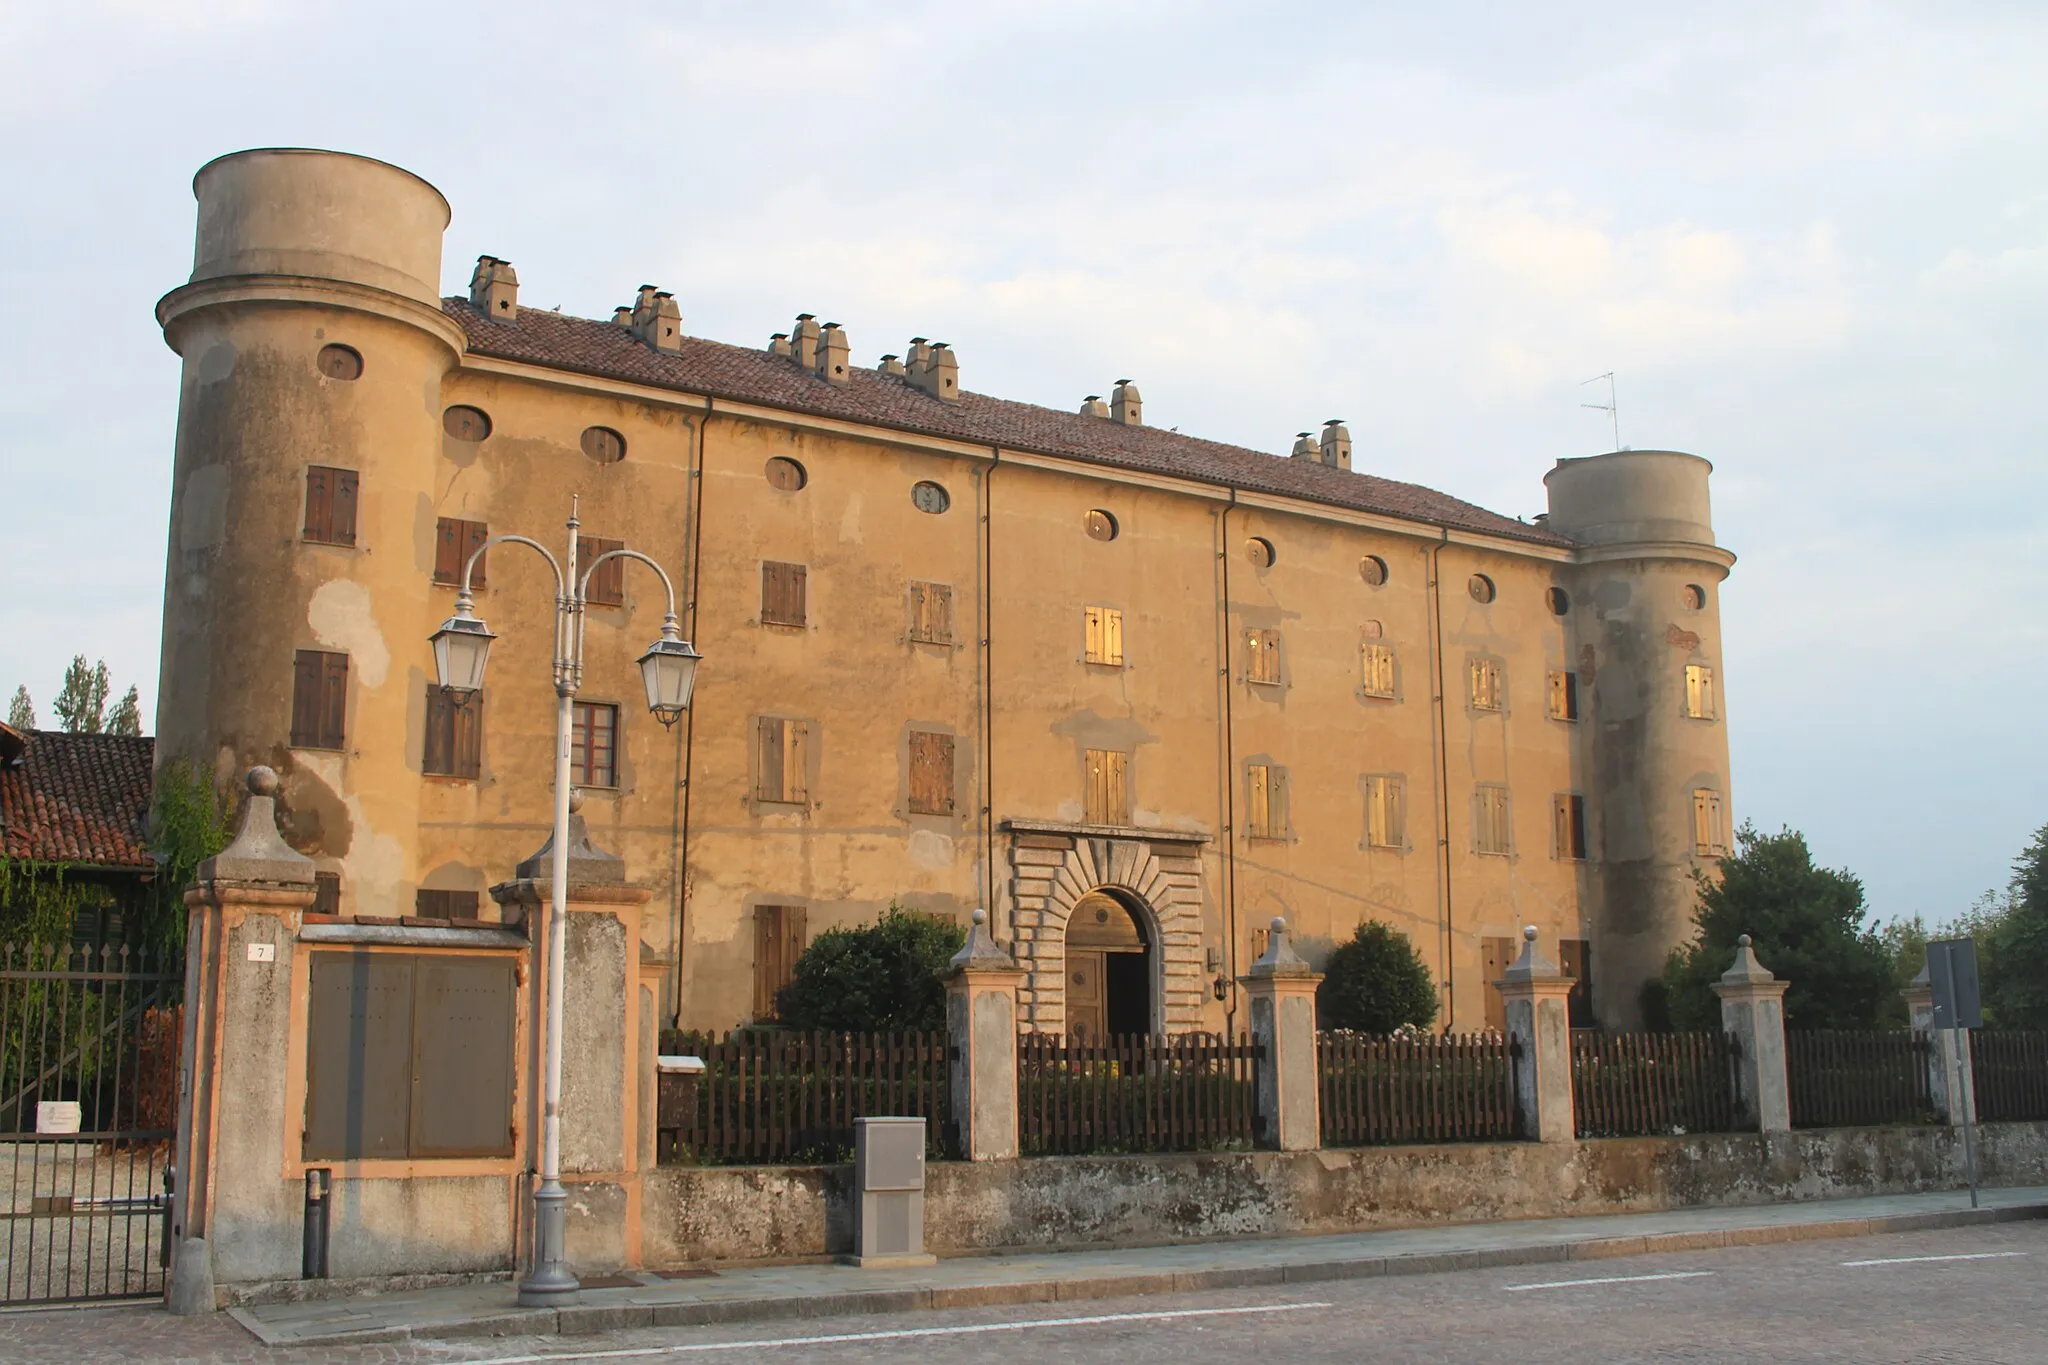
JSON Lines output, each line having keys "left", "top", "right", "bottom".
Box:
{"left": 429, "top": 498, "right": 699, "bottom": 1307}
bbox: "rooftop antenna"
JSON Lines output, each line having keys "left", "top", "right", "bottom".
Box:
{"left": 1580, "top": 372, "right": 1619, "bottom": 451}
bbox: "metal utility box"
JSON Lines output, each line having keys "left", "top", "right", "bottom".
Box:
{"left": 848, "top": 1116, "right": 936, "bottom": 1267}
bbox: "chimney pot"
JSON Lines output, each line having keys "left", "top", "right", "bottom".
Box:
{"left": 469, "top": 255, "right": 520, "bottom": 321}
{"left": 908, "top": 339, "right": 959, "bottom": 401}
{"left": 880, "top": 353, "right": 906, "bottom": 377}
{"left": 1319, "top": 419, "right": 1353, "bottom": 471}
{"left": 1079, "top": 394, "right": 1110, "bottom": 418}
{"left": 1111, "top": 379, "right": 1143, "bottom": 426}
{"left": 768, "top": 332, "right": 793, "bottom": 358}
{"left": 630, "top": 285, "right": 683, "bottom": 353}
{"left": 790, "top": 314, "right": 822, "bottom": 370}
{"left": 816, "top": 321, "right": 851, "bottom": 386}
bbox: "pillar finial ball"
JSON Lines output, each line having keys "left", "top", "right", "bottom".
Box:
{"left": 568, "top": 788, "right": 584, "bottom": 815}
{"left": 246, "top": 766, "right": 280, "bottom": 797}
{"left": 1269, "top": 916, "right": 1287, "bottom": 934}
{"left": 972, "top": 908, "right": 987, "bottom": 926}
{"left": 1523, "top": 925, "right": 1539, "bottom": 942}
{"left": 1738, "top": 933, "right": 1752, "bottom": 947}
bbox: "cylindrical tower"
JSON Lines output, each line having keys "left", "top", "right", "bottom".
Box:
{"left": 1544, "top": 451, "right": 1736, "bottom": 1028}
{"left": 155, "top": 148, "right": 464, "bottom": 915}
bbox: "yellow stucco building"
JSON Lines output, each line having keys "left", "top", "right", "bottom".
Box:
{"left": 154, "top": 148, "right": 1735, "bottom": 1036}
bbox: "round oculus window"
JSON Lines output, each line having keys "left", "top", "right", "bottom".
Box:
{"left": 317, "top": 344, "right": 362, "bottom": 381}
{"left": 1086, "top": 509, "right": 1119, "bottom": 542}
{"left": 1467, "top": 573, "right": 1496, "bottom": 604}
{"left": 1683, "top": 583, "right": 1707, "bottom": 611}
{"left": 1245, "top": 536, "right": 1275, "bottom": 568}
{"left": 1547, "top": 586, "right": 1570, "bottom": 616}
{"left": 581, "top": 426, "right": 626, "bottom": 463}
{"left": 911, "top": 480, "right": 951, "bottom": 514}
{"left": 1360, "top": 555, "right": 1388, "bottom": 587}
{"left": 765, "top": 457, "right": 807, "bottom": 491}
{"left": 443, "top": 405, "right": 492, "bottom": 441}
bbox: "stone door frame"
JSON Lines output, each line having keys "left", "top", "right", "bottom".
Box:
{"left": 999, "top": 819, "right": 1209, "bottom": 1035}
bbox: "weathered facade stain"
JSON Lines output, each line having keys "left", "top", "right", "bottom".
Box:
{"left": 154, "top": 148, "right": 1736, "bottom": 1033}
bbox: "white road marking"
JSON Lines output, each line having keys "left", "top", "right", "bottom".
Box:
{"left": 1841, "top": 1252, "right": 2030, "bottom": 1267}
{"left": 452, "top": 1301, "right": 1334, "bottom": 1363}
{"left": 1506, "top": 1271, "right": 1716, "bottom": 1293}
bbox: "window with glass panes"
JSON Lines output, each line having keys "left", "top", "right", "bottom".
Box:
{"left": 571, "top": 702, "right": 619, "bottom": 787}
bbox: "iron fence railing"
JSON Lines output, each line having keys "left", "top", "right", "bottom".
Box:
{"left": 1786, "top": 1029, "right": 1935, "bottom": 1128}
{"left": 1571, "top": 1031, "right": 1741, "bottom": 1138}
{"left": 1318, "top": 1032, "right": 1519, "bottom": 1146}
{"left": 1970, "top": 1030, "right": 2048, "bottom": 1123}
{"left": 653, "top": 1030, "right": 949, "bottom": 1165}
{"left": 1017, "top": 1033, "right": 1260, "bottom": 1156}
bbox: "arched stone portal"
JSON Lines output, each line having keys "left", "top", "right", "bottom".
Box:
{"left": 1064, "top": 890, "right": 1150, "bottom": 1041}
{"left": 1000, "top": 820, "right": 1209, "bottom": 1035}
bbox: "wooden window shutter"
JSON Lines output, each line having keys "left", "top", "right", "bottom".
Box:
{"left": 304, "top": 467, "right": 332, "bottom": 542}
{"left": 1104, "top": 607, "right": 1123, "bottom": 665}
{"left": 1270, "top": 766, "right": 1289, "bottom": 837}
{"left": 452, "top": 689, "right": 482, "bottom": 778}
{"left": 1247, "top": 764, "right": 1271, "bottom": 837}
{"left": 1548, "top": 670, "right": 1571, "bottom": 720}
{"left": 784, "top": 720, "right": 809, "bottom": 803}
{"left": 1084, "top": 606, "right": 1103, "bottom": 661}
{"left": 754, "top": 905, "right": 808, "bottom": 1018}
{"left": 908, "top": 731, "right": 955, "bottom": 815}
{"left": 320, "top": 652, "right": 349, "bottom": 749}
{"left": 436, "top": 518, "right": 489, "bottom": 587}
{"left": 423, "top": 683, "right": 453, "bottom": 774}
{"left": 930, "top": 583, "right": 953, "bottom": 643}
{"left": 463, "top": 519, "right": 487, "bottom": 586}
{"left": 332, "top": 469, "right": 359, "bottom": 546}
{"left": 1554, "top": 794, "right": 1586, "bottom": 860}
{"left": 1363, "top": 643, "right": 1395, "bottom": 697}
{"left": 1248, "top": 629, "right": 1281, "bottom": 684}
{"left": 291, "top": 650, "right": 323, "bottom": 747}
{"left": 1085, "top": 748, "right": 1128, "bottom": 826}
{"left": 762, "top": 561, "right": 806, "bottom": 627}
{"left": 581, "top": 536, "right": 625, "bottom": 607}
{"left": 757, "top": 718, "right": 783, "bottom": 801}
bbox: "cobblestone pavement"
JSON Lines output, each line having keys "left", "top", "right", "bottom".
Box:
{"left": 2, "top": 1221, "right": 2043, "bottom": 1364}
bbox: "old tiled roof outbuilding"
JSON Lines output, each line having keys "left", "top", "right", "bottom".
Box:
{"left": 0, "top": 724, "right": 155, "bottom": 870}
{"left": 445, "top": 301, "right": 1569, "bottom": 549}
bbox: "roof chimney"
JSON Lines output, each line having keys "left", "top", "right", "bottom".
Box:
{"left": 469, "top": 255, "right": 519, "bottom": 321}
{"left": 1320, "top": 419, "right": 1352, "bottom": 471}
{"left": 909, "top": 340, "right": 960, "bottom": 402}
{"left": 791, "top": 314, "right": 821, "bottom": 370}
{"left": 1290, "top": 431, "right": 1318, "bottom": 459}
{"left": 879, "top": 353, "right": 906, "bottom": 376}
{"left": 1079, "top": 394, "right": 1109, "bottom": 418}
{"left": 630, "top": 285, "right": 683, "bottom": 353}
{"left": 1111, "top": 379, "right": 1142, "bottom": 426}
{"left": 613, "top": 306, "right": 634, "bottom": 328}
{"left": 817, "top": 321, "right": 851, "bottom": 385}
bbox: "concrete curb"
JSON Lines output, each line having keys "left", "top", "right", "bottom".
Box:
{"left": 229, "top": 1202, "right": 2048, "bottom": 1347}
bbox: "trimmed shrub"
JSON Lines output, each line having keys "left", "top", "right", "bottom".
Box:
{"left": 1315, "top": 920, "right": 1438, "bottom": 1035}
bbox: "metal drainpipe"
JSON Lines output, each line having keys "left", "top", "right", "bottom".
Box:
{"left": 982, "top": 451, "right": 999, "bottom": 927}
{"left": 1426, "top": 532, "right": 1455, "bottom": 1028}
{"left": 1218, "top": 493, "right": 1240, "bottom": 1036}
{"left": 671, "top": 399, "right": 712, "bottom": 1028}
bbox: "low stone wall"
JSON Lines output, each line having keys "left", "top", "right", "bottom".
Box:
{"left": 640, "top": 1121, "right": 2048, "bottom": 1265}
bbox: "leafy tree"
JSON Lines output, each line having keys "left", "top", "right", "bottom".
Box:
{"left": 1315, "top": 919, "right": 1439, "bottom": 1035}
{"left": 1661, "top": 822, "right": 1894, "bottom": 1030}
{"left": 774, "top": 906, "right": 967, "bottom": 1033}
{"left": 1981, "top": 822, "right": 2048, "bottom": 1028}
{"left": 6, "top": 686, "right": 31, "bottom": 729}
{"left": 108, "top": 686, "right": 143, "bottom": 737}
{"left": 52, "top": 656, "right": 111, "bottom": 734}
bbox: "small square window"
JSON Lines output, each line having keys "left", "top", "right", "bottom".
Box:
{"left": 1364, "top": 775, "right": 1405, "bottom": 849}
{"left": 1685, "top": 664, "right": 1716, "bottom": 720}
{"left": 303, "top": 467, "right": 359, "bottom": 547}
{"left": 1474, "top": 785, "right": 1512, "bottom": 856}
{"left": 1246, "top": 629, "right": 1282, "bottom": 685}
{"left": 291, "top": 650, "right": 348, "bottom": 750}
{"left": 909, "top": 581, "right": 953, "bottom": 645}
{"left": 1246, "top": 763, "right": 1288, "bottom": 839}
{"left": 1362, "top": 643, "right": 1397, "bottom": 699}
{"left": 434, "top": 518, "right": 489, "bottom": 587}
{"left": 1470, "top": 657, "right": 1504, "bottom": 711}
{"left": 1692, "top": 788, "right": 1727, "bottom": 856}
{"left": 1084, "top": 606, "right": 1125, "bottom": 666}
{"left": 907, "top": 730, "right": 955, "bottom": 815}
{"left": 571, "top": 702, "right": 619, "bottom": 788}
{"left": 761, "top": 561, "right": 807, "bottom": 627}
{"left": 1084, "top": 748, "right": 1129, "bottom": 826}
{"left": 422, "top": 685, "right": 482, "bottom": 778}
{"left": 580, "top": 536, "right": 625, "bottom": 607}
{"left": 756, "top": 717, "right": 810, "bottom": 804}
{"left": 1547, "top": 670, "right": 1579, "bottom": 721}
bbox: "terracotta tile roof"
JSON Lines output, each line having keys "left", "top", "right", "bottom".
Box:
{"left": 0, "top": 729, "right": 155, "bottom": 870}
{"left": 445, "top": 301, "right": 1570, "bottom": 549}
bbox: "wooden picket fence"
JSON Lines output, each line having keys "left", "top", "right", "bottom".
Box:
{"left": 654, "top": 1031, "right": 949, "bottom": 1165}
{"left": 1970, "top": 1031, "right": 2048, "bottom": 1122}
{"left": 1571, "top": 1031, "right": 1740, "bottom": 1137}
{"left": 1786, "top": 1030, "right": 1934, "bottom": 1128}
{"left": 1017, "top": 1033, "right": 1260, "bottom": 1156}
{"left": 1318, "top": 1032, "right": 1519, "bottom": 1146}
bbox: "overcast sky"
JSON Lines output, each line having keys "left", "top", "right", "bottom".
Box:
{"left": 3, "top": 2, "right": 2042, "bottom": 923}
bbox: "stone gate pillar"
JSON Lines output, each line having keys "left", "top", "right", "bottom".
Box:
{"left": 1713, "top": 935, "right": 1791, "bottom": 1133}
{"left": 170, "top": 767, "right": 318, "bottom": 1314}
{"left": 1496, "top": 928, "right": 1576, "bottom": 1144}
{"left": 1239, "top": 917, "right": 1322, "bottom": 1152}
{"left": 491, "top": 798, "right": 655, "bottom": 1273}
{"left": 945, "top": 910, "right": 1025, "bottom": 1162}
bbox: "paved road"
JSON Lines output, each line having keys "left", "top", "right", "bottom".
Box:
{"left": 3, "top": 1222, "right": 2043, "bottom": 1364}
